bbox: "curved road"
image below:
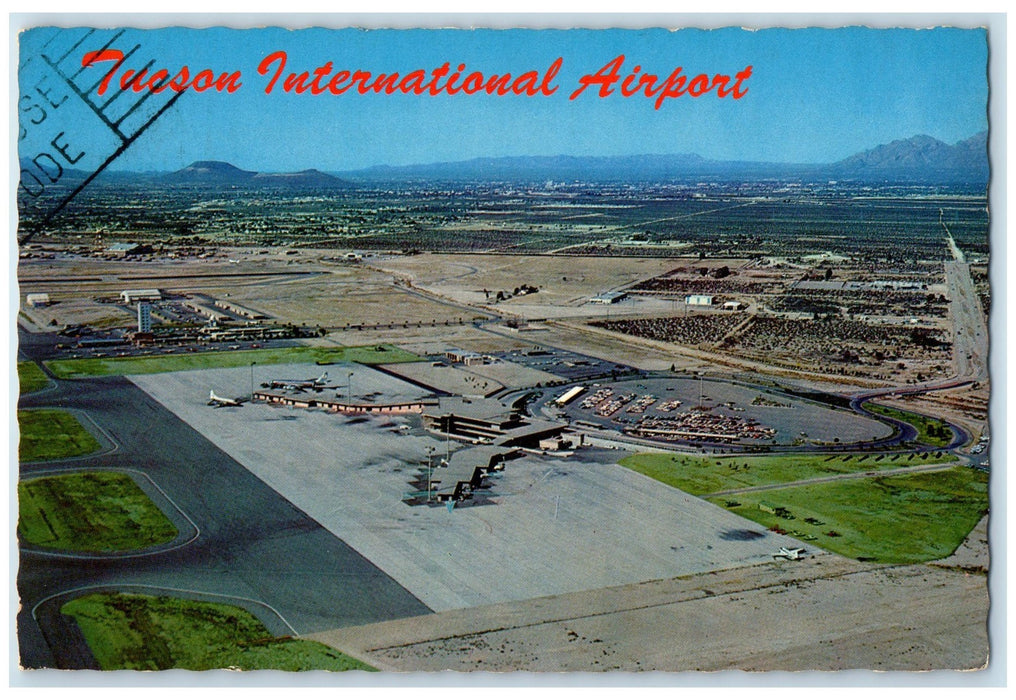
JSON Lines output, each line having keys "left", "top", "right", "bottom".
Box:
{"left": 16, "top": 368, "right": 431, "bottom": 669}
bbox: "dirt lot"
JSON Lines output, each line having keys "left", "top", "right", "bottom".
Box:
{"left": 310, "top": 520, "right": 990, "bottom": 672}
{"left": 18, "top": 251, "right": 474, "bottom": 329}
{"left": 368, "top": 253, "right": 681, "bottom": 310}
{"left": 21, "top": 249, "right": 979, "bottom": 392}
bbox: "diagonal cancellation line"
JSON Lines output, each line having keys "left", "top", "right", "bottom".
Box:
{"left": 100, "top": 59, "right": 162, "bottom": 123}
{"left": 113, "top": 70, "right": 173, "bottom": 131}
{"left": 18, "top": 88, "right": 185, "bottom": 246}
{"left": 38, "top": 32, "right": 155, "bottom": 143}
{"left": 47, "top": 27, "right": 96, "bottom": 65}
{"left": 67, "top": 29, "right": 125, "bottom": 81}
{"left": 95, "top": 49, "right": 144, "bottom": 110}
{"left": 36, "top": 27, "right": 68, "bottom": 54}
{"left": 41, "top": 51, "right": 129, "bottom": 143}
{"left": 18, "top": 28, "right": 68, "bottom": 72}
{"left": 81, "top": 41, "right": 137, "bottom": 93}
{"left": 51, "top": 28, "right": 107, "bottom": 67}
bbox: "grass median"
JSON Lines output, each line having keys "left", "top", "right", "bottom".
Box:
{"left": 61, "top": 593, "right": 376, "bottom": 671}
{"left": 18, "top": 471, "right": 178, "bottom": 552}
{"left": 864, "top": 402, "right": 954, "bottom": 447}
{"left": 45, "top": 343, "right": 421, "bottom": 379}
{"left": 18, "top": 362, "right": 51, "bottom": 394}
{"left": 18, "top": 409, "right": 102, "bottom": 462}
{"left": 619, "top": 451, "right": 957, "bottom": 497}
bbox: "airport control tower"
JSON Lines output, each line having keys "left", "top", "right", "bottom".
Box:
{"left": 137, "top": 302, "right": 152, "bottom": 333}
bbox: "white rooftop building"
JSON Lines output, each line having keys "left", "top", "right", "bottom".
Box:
{"left": 121, "top": 289, "right": 162, "bottom": 304}
{"left": 590, "top": 291, "right": 629, "bottom": 304}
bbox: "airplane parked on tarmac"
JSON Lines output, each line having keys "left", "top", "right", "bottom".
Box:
{"left": 772, "top": 547, "right": 806, "bottom": 561}
{"left": 261, "top": 371, "right": 330, "bottom": 392}
{"left": 208, "top": 390, "right": 244, "bottom": 407}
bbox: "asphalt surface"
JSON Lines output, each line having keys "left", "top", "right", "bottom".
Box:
{"left": 16, "top": 370, "right": 431, "bottom": 669}
{"left": 522, "top": 373, "right": 955, "bottom": 454}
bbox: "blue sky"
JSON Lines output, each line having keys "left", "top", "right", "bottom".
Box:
{"left": 17, "top": 25, "right": 989, "bottom": 172}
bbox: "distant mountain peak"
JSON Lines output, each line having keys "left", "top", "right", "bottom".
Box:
{"left": 186, "top": 160, "right": 245, "bottom": 169}
{"left": 163, "top": 161, "right": 347, "bottom": 188}
{"left": 830, "top": 132, "right": 988, "bottom": 183}
{"left": 180, "top": 160, "right": 254, "bottom": 174}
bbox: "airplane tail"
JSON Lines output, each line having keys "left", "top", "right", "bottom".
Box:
{"left": 317, "top": 372, "right": 328, "bottom": 384}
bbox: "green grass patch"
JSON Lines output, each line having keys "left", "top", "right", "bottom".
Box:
{"left": 706, "top": 467, "right": 988, "bottom": 563}
{"left": 61, "top": 593, "right": 376, "bottom": 671}
{"left": 18, "top": 409, "right": 102, "bottom": 462}
{"left": 864, "top": 402, "right": 954, "bottom": 447}
{"left": 18, "top": 362, "right": 51, "bottom": 394}
{"left": 18, "top": 471, "right": 178, "bottom": 552}
{"left": 44, "top": 344, "right": 421, "bottom": 379}
{"left": 619, "top": 450, "right": 957, "bottom": 496}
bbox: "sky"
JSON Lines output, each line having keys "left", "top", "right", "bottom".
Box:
{"left": 16, "top": 23, "right": 990, "bottom": 173}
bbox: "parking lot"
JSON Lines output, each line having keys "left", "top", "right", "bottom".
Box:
{"left": 552, "top": 376, "right": 894, "bottom": 446}
{"left": 494, "top": 346, "right": 633, "bottom": 382}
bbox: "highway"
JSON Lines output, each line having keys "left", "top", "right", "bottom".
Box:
{"left": 833, "top": 217, "right": 987, "bottom": 447}
{"left": 941, "top": 213, "right": 989, "bottom": 383}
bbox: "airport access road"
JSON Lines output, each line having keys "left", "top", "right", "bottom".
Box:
{"left": 939, "top": 216, "right": 988, "bottom": 383}
{"left": 16, "top": 375, "right": 431, "bottom": 669}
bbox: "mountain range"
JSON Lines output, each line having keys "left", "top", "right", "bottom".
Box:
{"left": 22, "top": 132, "right": 989, "bottom": 188}
{"left": 343, "top": 132, "right": 988, "bottom": 184}
{"left": 826, "top": 132, "right": 988, "bottom": 183}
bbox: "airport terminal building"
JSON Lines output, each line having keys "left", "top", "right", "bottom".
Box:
{"left": 421, "top": 397, "right": 565, "bottom": 447}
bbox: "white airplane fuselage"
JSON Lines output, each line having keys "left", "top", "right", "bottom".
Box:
{"left": 208, "top": 390, "right": 242, "bottom": 407}
{"left": 265, "top": 372, "right": 328, "bottom": 391}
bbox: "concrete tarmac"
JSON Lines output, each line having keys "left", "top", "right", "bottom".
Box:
{"left": 133, "top": 364, "right": 813, "bottom": 613}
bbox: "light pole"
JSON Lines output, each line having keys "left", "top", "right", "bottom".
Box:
{"left": 347, "top": 371, "right": 354, "bottom": 401}
{"left": 250, "top": 361, "right": 256, "bottom": 401}
{"left": 426, "top": 446, "right": 435, "bottom": 501}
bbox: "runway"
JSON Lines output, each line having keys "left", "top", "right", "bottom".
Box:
{"left": 17, "top": 375, "right": 430, "bottom": 669}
